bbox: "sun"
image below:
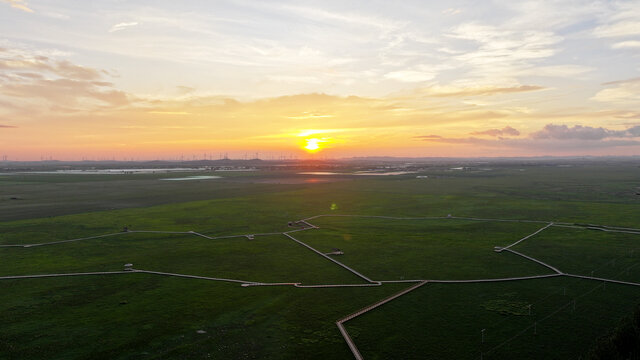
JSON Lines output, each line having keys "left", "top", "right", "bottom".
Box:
{"left": 297, "top": 130, "right": 333, "bottom": 153}
{"left": 304, "top": 138, "right": 322, "bottom": 152}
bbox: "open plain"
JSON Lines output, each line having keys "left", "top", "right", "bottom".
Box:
{"left": 2, "top": 161, "right": 640, "bottom": 359}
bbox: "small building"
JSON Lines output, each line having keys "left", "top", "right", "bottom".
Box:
{"left": 325, "top": 248, "right": 344, "bottom": 255}
{"left": 124, "top": 263, "right": 134, "bottom": 271}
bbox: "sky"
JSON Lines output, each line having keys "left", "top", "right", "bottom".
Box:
{"left": 0, "top": 0, "right": 639, "bottom": 160}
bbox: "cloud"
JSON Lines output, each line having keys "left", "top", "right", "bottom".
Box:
{"left": 593, "top": 2, "right": 640, "bottom": 40}
{"left": 418, "top": 135, "right": 640, "bottom": 151}
{"left": 267, "top": 75, "right": 322, "bottom": 84}
{"left": 518, "top": 65, "right": 594, "bottom": 77}
{"left": 602, "top": 77, "right": 640, "bottom": 86}
{"left": 422, "top": 85, "right": 545, "bottom": 97}
{"left": 446, "top": 23, "right": 561, "bottom": 83}
{"left": 286, "top": 113, "right": 334, "bottom": 120}
{"left": 0, "top": 124, "right": 17, "bottom": 128}
{"left": 384, "top": 70, "right": 436, "bottom": 83}
{"left": 384, "top": 63, "right": 453, "bottom": 83}
{"left": 594, "top": 21, "right": 640, "bottom": 38}
{"left": 471, "top": 126, "right": 520, "bottom": 137}
{"left": 442, "top": 8, "right": 461, "bottom": 16}
{"left": 109, "top": 22, "right": 139, "bottom": 33}
{"left": 176, "top": 86, "right": 195, "bottom": 95}
{"left": 612, "top": 41, "right": 640, "bottom": 49}
{"left": 279, "top": 4, "right": 403, "bottom": 33}
{"left": 148, "top": 111, "right": 191, "bottom": 115}
{"left": 0, "top": 45, "right": 129, "bottom": 110}
{"left": 2, "top": 79, "right": 129, "bottom": 107}
{"left": 2, "top": 0, "right": 33, "bottom": 12}
{"left": 415, "top": 134, "right": 442, "bottom": 140}
{"left": 531, "top": 124, "right": 640, "bottom": 140}
{"left": 0, "top": 52, "right": 101, "bottom": 81}
{"left": 592, "top": 77, "right": 640, "bottom": 104}
{"left": 417, "top": 123, "right": 640, "bottom": 154}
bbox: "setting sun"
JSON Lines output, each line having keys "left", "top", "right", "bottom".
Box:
{"left": 304, "top": 138, "right": 322, "bottom": 152}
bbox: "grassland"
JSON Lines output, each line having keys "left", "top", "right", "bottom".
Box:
{"left": 349, "top": 277, "right": 640, "bottom": 359}
{"left": 515, "top": 227, "right": 640, "bottom": 283}
{"left": 1, "top": 162, "right": 640, "bottom": 359}
{"left": 293, "top": 218, "right": 551, "bottom": 280}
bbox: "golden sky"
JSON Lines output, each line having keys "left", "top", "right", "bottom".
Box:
{"left": 1, "top": 0, "right": 639, "bottom": 159}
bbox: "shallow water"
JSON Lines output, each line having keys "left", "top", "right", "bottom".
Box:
{"left": 16, "top": 168, "right": 207, "bottom": 175}
{"left": 160, "top": 176, "right": 221, "bottom": 181}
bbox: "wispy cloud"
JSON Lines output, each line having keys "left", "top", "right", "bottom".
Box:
{"left": 2, "top": 0, "right": 33, "bottom": 13}
{"left": 518, "top": 65, "right": 594, "bottom": 77}
{"left": 416, "top": 123, "right": 640, "bottom": 155}
{"left": 602, "top": 77, "right": 640, "bottom": 86}
{"left": 0, "top": 124, "right": 17, "bottom": 128}
{"left": 0, "top": 45, "right": 129, "bottom": 111}
{"left": 531, "top": 124, "right": 640, "bottom": 140}
{"left": 447, "top": 22, "right": 561, "bottom": 84}
{"left": 471, "top": 126, "right": 520, "bottom": 137}
{"left": 419, "top": 123, "right": 640, "bottom": 149}
{"left": 442, "top": 8, "right": 461, "bottom": 16}
{"left": 279, "top": 4, "right": 403, "bottom": 33}
{"left": 296, "top": 129, "right": 344, "bottom": 137}
{"left": 611, "top": 40, "right": 640, "bottom": 49}
{"left": 267, "top": 75, "right": 322, "bottom": 84}
{"left": 384, "top": 63, "right": 454, "bottom": 84}
{"left": 592, "top": 77, "right": 640, "bottom": 104}
{"left": 594, "top": 21, "right": 640, "bottom": 38}
{"left": 148, "top": 111, "right": 191, "bottom": 115}
{"left": 422, "top": 85, "right": 545, "bottom": 97}
{"left": 286, "top": 113, "right": 334, "bottom": 120}
{"left": 384, "top": 70, "right": 436, "bottom": 83}
{"left": 109, "top": 22, "right": 139, "bottom": 33}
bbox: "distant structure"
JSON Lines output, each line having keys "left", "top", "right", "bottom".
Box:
{"left": 124, "top": 263, "right": 133, "bottom": 271}
{"left": 325, "top": 248, "right": 344, "bottom": 256}
{"left": 246, "top": 235, "right": 254, "bottom": 240}
{"left": 122, "top": 226, "right": 129, "bottom": 232}
{"left": 288, "top": 221, "right": 306, "bottom": 228}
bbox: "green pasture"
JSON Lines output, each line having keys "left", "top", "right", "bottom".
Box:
{"left": 515, "top": 227, "right": 640, "bottom": 282}
{"left": 349, "top": 277, "right": 640, "bottom": 359}
{"left": 1, "top": 163, "right": 640, "bottom": 358}
{"left": 294, "top": 218, "right": 551, "bottom": 280}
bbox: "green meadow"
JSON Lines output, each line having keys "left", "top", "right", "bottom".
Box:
{"left": 1, "top": 163, "right": 640, "bottom": 359}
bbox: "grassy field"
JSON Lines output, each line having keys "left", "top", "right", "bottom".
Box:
{"left": 0, "top": 275, "right": 406, "bottom": 359}
{"left": 1, "top": 162, "right": 640, "bottom": 359}
{"left": 515, "top": 227, "right": 640, "bottom": 283}
{"left": 0, "top": 233, "right": 367, "bottom": 285}
{"left": 294, "top": 218, "right": 551, "bottom": 280}
{"left": 349, "top": 277, "right": 640, "bottom": 359}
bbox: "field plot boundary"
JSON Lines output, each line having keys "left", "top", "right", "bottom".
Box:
{"left": 3, "top": 213, "right": 640, "bottom": 359}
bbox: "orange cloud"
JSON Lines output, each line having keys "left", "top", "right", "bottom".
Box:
{"left": 2, "top": 0, "right": 33, "bottom": 12}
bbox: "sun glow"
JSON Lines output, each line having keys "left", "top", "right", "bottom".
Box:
{"left": 304, "top": 138, "right": 322, "bottom": 152}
